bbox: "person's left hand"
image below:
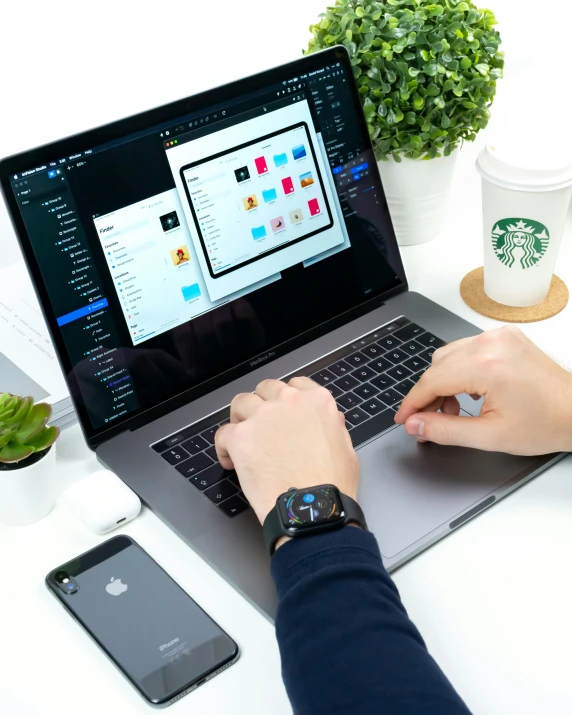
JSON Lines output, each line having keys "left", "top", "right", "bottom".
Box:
{"left": 215, "top": 377, "right": 360, "bottom": 524}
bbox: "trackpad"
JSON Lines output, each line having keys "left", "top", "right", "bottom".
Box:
{"left": 357, "top": 420, "right": 541, "bottom": 560}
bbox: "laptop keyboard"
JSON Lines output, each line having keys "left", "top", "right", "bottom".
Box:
{"left": 151, "top": 317, "right": 445, "bottom": 518}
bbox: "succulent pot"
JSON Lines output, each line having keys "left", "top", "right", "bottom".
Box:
{"left": 378, "top": 151, "right": 458, "bottom": 246}
{"left": 0, "top": 445, "right": 55, "bottom": 526}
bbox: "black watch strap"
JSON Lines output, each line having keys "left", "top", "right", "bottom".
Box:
{"left": 262, "top": 490, "right": 367, "bottom": 556}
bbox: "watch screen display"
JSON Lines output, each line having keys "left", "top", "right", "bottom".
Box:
{"left": 280, "top": 486, "right": 344, "bottom": 529}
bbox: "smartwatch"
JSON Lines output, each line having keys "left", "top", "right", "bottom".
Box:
{"left": 262, "top": 484, "right": 367, "bottom": 556}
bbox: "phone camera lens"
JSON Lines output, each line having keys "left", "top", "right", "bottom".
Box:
{"left": 67, "top": 583, "right": 74, "bottom": 590}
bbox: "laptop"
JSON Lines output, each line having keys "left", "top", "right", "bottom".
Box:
{"left": 1, "top": 47, "right": 563, "bottom": 620}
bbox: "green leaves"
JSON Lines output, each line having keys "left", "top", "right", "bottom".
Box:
{"left": 305, "top": 0, "right": 503, "bottom": 160}
{"left": 0, "top": 393, "right": 59, "bottom": 464}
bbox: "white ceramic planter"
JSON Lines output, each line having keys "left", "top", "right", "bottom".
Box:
{"left": 377, "top": 151, "right": 458, "bottom": 246}
{"left": 0, "top": 445, "right": 56, "bottom": 526}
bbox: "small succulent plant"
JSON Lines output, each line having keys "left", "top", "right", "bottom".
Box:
{"left": 0, "top": 393, "right": 59, "bottom": 464}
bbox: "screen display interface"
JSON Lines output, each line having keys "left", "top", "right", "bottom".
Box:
{"left": 6, "top": 51, "right": 405, "bottom": 439}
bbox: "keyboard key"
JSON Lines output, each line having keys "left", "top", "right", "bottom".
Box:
{"left": 378, "top": 389, "right": 403, "bottom": 407}
{"left": 311, "top": 368, "right": 337, "bottom": 386}
{"left": 324, "top": 383, "right": 342, "bottom": 399}
{"left": 415, "top": 332, "right": 446, "bottom": 349}
{"left": 376, "top": 335, "right": 402, "bottom": 351}
{"left": 394, "top": 379, "right": 416, "bottom": 397}
{"left": 350, "top": 409, "right": 396, "bottom": 447}
{"left": 345, "top": 407, "right": 370, "bottom": 426}
{"left": 205, "top": 446, "right": 218, "bottom": 461}
{"left": 392, "top": 323, "right": 424, "bottom": 342}
{"left": 352, "top": 366, "right": 377, "bottom": 383}
{"left": 218, "top": 495, "right": 249, "bottom": 517}
{"left": 176, "top": 452, "right": 213, "bottom": 478}
{"left": 161, "top": 445, "right": 190, "bottom": 465}
{"left": 228, "top": 472, "right": 240, "bottom": 487}
{"left": 360, "top": 343, "right": 384, "bottom": 359}
{"left": 186, "top": 463, "right": 226, "bottom": 489}
{"left": 353, "top": 383, "right": 379, "bottom": 399}
{"left": 383, "top": 348, "right": 409, "bottom": 364}
{"left": 328, "top": 359, "right": 353, "bottom": 377}
{"left": 334, "top": 374, "right": 360, "bottom": 391}
{"left": 419, "top": 347, "right": 437, "bottom": 363}
{"left": 337, "top": 392, "right": 362, "bottom": 410}
{"left": 401, "top": 341, "right": 425, "bottom": 356}
{"left": 370, "top": 373, "right": 397, "bottom": 390}
{"left": 368, "top": 356, "right": 393, "bottom": 374}
{"left": 346, "top": 351, "right": 368, "bottom": 367}
{"left": 201, "top": 425, "right": 220, "bottom": 444}
{"left": 361, "top": 398, "right": 386, "bottom": 416}
{"left": 403, "top": 356, "right": 429, "bottom": 373}
{"left": 387, "top": 364, "right": 413, "bottom": 381}
{"left": 181, "top": 435, "right": 209, "bottom": 455}
{"left": 204, "top": 479, "right": 238, "bottom": 505}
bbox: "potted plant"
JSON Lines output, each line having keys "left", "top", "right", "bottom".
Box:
{"left": 0, "top": 393, "right": 60, "bottom": 526}
{"left": 306, "top": 0, "right": 503, "bottom": 245}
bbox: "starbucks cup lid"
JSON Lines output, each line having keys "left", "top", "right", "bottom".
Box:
{"left": 477, "top": 137, "right": 572, "bottom": 192}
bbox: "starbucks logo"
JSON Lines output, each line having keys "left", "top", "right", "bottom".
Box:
{"left": 491, "top": 218, "right": 550, "bottom": 269}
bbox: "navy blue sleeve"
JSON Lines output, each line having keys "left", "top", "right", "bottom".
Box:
{"left": 271, "top": 527, "right": 471, "bottom": 715}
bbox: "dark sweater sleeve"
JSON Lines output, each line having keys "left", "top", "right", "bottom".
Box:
{"left": 271, "top": 527, "right": 471, "bottom": 715}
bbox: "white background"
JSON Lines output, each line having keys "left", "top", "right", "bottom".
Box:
{"left": 2, "top": 1, "right": 572, "bottom": 714}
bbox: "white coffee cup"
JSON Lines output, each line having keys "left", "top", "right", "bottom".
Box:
{"left": 476, "top": 140, "right": 572, "bottom": 307}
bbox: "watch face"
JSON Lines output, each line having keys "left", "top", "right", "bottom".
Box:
{"left": 279, "top": 485, "right": 344, "bottom": 531}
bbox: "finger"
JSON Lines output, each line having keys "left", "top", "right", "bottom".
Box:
{"left": 229, "top": 392, "right": 263, "bottom": 423}
{"left": 214, "top": 423, "right": 235, "bottom": 470}
{"left": 404, "top": 411, "right": 498, "bottom": 451}
{"left": 254, "top": 379, "right": 288, "bottom": 401}
{"left": 287, "top": 375, "right": 321, "bottom": 391}
{"left": 395, "top": 362, "right": 481, "bottom": 423}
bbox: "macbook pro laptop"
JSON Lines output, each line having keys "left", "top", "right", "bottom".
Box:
{"left": 1, "top": 47, "right": 563, "bottom": 620}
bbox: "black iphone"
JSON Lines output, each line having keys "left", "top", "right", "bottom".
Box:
{"left": 46, "top": 535, "right": 239, "bottom": 707}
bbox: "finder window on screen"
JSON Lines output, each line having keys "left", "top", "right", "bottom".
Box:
{"left": 180, "top": 122, "right": 334, "bottom": 280}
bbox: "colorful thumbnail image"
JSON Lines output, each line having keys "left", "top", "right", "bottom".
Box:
{"left": 271, "top": 216, "right": 285, "bottom": 233}
{"left": 181, "top": 283, "right": 201, "bottom": 302}
{"left": 281, "top": 177, "right": 294, "bottom": 195}
{"left": 289, "top": 208, "right": 303, "bottom": 224}
{"left": 170, "top": 246, "right": 190, "bottom": 266}
{"left": 273, "top": 152, "right": 288, "bottom": 168}
{"left": 242, "top": 194, "right": 259, "bottom": 211}
{"left": 255, "top": 156, "right": 268, "bottom": 174}
{"left": 160, "top": 210, "right": 179, "bottom": 232}
{"left": 234, "top": 166, "right": 250, "bottom": 183}
{"left": 292, "top": 144, "right": 307, "bottom": 161}
{"left": 300, "top": 171, "right": 314, "bottom": 188}
{"left": 308, "top": 198, "right": 321, "bottom": 216}
{"left": 262, "top": 187, "right": 278, "bottom": 203}
{"left": 251, "top": 225, "right": 267, "bottom": 240}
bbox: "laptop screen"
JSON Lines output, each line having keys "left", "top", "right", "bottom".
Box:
{"left": 1, "top": 48, "right": 406, "bottom": 444}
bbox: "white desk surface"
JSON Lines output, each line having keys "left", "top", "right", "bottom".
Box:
{"left": 1, "top": 1, "right": 572, "bottom": 713}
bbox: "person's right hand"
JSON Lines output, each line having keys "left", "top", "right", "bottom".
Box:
{"left": 394, "top": 326, "right": 572, "bottom": 456}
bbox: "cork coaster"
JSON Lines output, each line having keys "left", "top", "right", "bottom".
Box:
{"left": 460, "top": 267, "right": 569, "bottom": 323}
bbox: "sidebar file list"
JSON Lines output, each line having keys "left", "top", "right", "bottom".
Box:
{"left": 12, "top": 167, "right": 139, "bottom": 428}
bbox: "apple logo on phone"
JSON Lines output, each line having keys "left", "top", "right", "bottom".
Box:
{"left": 106, "top": 577, "right": 128, "bottom": 596}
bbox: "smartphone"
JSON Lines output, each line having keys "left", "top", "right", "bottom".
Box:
{"left": 45, "top": 535, "right": 239, "bottom": 707}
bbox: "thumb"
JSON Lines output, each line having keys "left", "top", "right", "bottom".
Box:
{"left": 404, "top": 412, "right": 498, "bottom": 451}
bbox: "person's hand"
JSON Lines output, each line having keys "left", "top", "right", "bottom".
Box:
{"left": 215, "top": 377, "right": 360, "bottom": 525}
{"left": 395, "top": 326, "right": 572, "bottom": 456}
